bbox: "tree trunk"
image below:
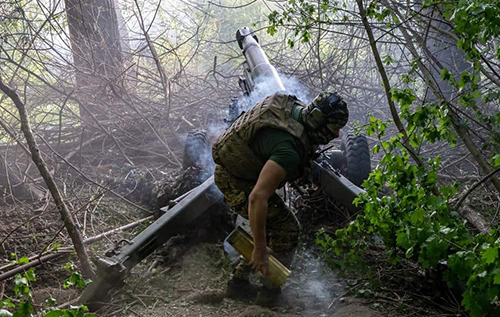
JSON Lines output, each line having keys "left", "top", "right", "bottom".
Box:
{"left": 64, "top": 0, "right": 123, "bottom": 121}
{"left": 65, "top": 0, "right": 123, "bottom": 88}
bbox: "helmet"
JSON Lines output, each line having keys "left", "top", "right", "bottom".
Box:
{"left": 303, "top": 91, "right": 349, "bottom": 144}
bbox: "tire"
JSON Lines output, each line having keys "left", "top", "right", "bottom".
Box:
{"left": 182, "top": 130, "right": 213, "bottom": 170}
{"left": 338, "top": 131, "right": 371, "bottom": 186}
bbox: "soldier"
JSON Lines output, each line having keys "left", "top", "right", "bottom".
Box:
{"left": 212, "top": 91, "right": 349, "bottom": 306}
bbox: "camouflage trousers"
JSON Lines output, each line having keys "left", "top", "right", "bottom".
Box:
{"left": 214, "top": 164, "right": 300, "bottom": 286}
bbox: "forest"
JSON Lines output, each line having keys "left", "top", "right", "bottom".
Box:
{"left": 0, "top": 0, "right": 499, "bottom": 316}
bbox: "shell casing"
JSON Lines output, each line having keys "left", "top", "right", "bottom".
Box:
{"left": 227, "top": 226, "right": 291, "bottom": 287}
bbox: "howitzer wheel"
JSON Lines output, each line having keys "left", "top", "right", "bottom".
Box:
{"left": 182, "top": 129, "right": 212, "bottom": 170}
{"left": 338, "top": 131, "right": 371, "bottom": 187}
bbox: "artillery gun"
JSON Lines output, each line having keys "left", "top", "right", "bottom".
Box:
{"left": 79, "top": 27, "right": 371, "bottom": 310}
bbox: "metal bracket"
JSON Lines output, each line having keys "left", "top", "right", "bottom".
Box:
{"left": 105, "top": 239, "right": 133, "bottom": 257}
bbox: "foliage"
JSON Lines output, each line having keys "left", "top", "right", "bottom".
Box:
{"left": 0, "top": 261, "right": 94, "bottom": 317}
{"left": 62, "top": 262, "right": 91, "bottom": 289}
{"left": 267, "top": 0, "right": 500, "bottom": 315}
{"left": 317, "top": 114, "right": 500, "bottom": 316}
{"left": 442, "top": 0, "right": 500, "bottom": 171}
{"left": 44, "top": 306, "right": 95, "bottom": 317}
{"left": 442, "top": 0, "right": 500, "bottom": 60}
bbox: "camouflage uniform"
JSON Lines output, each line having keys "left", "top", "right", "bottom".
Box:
{"left": 212, "top": 93, "right": 314, "bottom": 284}
{"left": 214, "top": 164, "right": 299, "bottom": 276}
{"left": 212, "top": 92, "right": 349, "bottom": 287}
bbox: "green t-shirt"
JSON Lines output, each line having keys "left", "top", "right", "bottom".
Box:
{"left": 250, "top": 104, "right": 305, "bottom": 176}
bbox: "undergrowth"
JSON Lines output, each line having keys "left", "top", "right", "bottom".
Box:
{"left": 0, "top": 259, "right": 93, "bottom": 317}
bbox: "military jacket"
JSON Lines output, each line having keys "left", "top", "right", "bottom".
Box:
{"left": 212, "top": 93, "right": 315, "bottom": 182}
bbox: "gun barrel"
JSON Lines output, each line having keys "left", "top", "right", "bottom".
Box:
{"left": 236, "top": 27, "right": 285, "bottom": 92}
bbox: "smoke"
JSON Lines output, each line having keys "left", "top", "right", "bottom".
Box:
{"left": 285, "top": 250, "right": 343, "bottom": 309}
{"left": 239, "top": 73, "right": 314, "bottom": 113}
{"left": 282, "top": 75, "right": 315, "bottom": 104}
{"left": 207, "top": 120, "right": 228, "bottom": 139}
{"left": 189, "top": 72, "right": 313, "bottom": 200}
{"left": 203, "top": 72, "right": 314, "bottom": 142}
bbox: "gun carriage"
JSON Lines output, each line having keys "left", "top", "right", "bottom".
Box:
{"left": 79, "top": 27, "right": 371, "bottom": 310}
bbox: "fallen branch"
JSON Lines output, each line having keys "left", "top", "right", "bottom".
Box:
{"left": 36, "top": 187, "right": 111, "bottom": 258}
{"left": 65, "top": 133, "right": 105, "bottom": 162}
{"left": 454, "top": 166, "right": 500, "bottom": 210}
{"left": 83, "top": 215, "right": 153, "bottom": 245}
{"left": 0, "top": 216, "right": 153, "bottom": 279}
{"left": 0, "top": 251, "right": 71, "bottom": 281}
{"left": 460, "top": 204, "right": 490, "bottom": 235}
{"left": 0, "top": 248, "right": 70, "bottom": 273}
{"left": 54, "top": 298, "right": 80, "bottom": 311}
{"left": 36, "top": 135, "right": 151, "bottom": 213}
{"left": 448, "top": 166, "right": 500, "bottom": 235}
{"left": 181, "top": 116, "right": 195, "bottom": 128}
{"left": 328, "top": 282, "right": 363, "bottom": 309}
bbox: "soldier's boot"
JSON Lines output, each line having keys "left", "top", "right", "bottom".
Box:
{"left": 225, "top": 277, "right": 259, "bottom": 301}
{"left": 225, "top": 260, "right": 258, "bottom": 301}
{"left": 255, "top": 286, "right": 284, "bottom": 307}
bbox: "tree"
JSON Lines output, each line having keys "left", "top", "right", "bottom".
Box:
{"left": 267, "top": 0, "right": 500, "bottom": 315}
{"left": 0, "top": 78, "right": 94, "bottom": 279}
{"left": 64, "top": 0, "right": 123, "bottom": 118}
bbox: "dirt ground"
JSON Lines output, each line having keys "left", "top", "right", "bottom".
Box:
{"left": 0, "top": 202, "right": 387, "bottom": 317}
{"left": 0, "top": 181, "right": 462, "bottom": 317}
{"left": 94, "top": 242, "right": 386, "bottom": 317}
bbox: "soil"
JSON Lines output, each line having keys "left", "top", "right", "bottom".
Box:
{"left": 0, "top": 196, "right": 460, "bottom": 317}
{"left": 0, "top": 165, "right": 460, "bottom": 317}
{"left": 94, "top": 242, "right": 386, "bottom": 317}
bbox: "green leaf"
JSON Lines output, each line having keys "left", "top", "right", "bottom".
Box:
{"left": 482, "top": 247, "right": 498, "bottom": 264}
{"left": 382, "top": 55, "right": 393, "bottom": 65}
{"left": 63, "top": 262, "right": 75, "bottom": 273}
{"left": 0, "top": 299, "right": 15, "bottom": 309}
{"left": 46, "top": 297, "right": 57, "bottom": 307}
{"left": 405, "top": 246, "right": 414, "bottom": 258}
{"left": 16, "top": 257, "right": 29, "bottom": 265}
{"left": 440, "top": 68, "right": 452, "bottom": 81}
{"left": 440, "top": 227, "right": 452, "bottom": 235}
{"left": 267, "top": 25, "right": 277, "bottom": 36}
{"left": 493, "top": 154, "right": 500, "bottom": 167}
{"left": 13, "top": 301, "right": 33, "bottom": 317}
{"left": 410, "top": 209, "right": 425, "bottom": 224}
{"left": 25, "top": 268, "right": 36, "bottom": 282}
{"left": 493, "top": 269, "right": 500, "bottom": 284}
{"left": 64, "top": 272, "right": 89, "bottom": 289}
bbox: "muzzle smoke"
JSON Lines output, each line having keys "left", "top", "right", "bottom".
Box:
{"left": 239, "top": 73, "right": 313, "bottom": 113}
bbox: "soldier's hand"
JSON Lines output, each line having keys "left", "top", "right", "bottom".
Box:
{"left": 250, "top": 246, "right": 270, "bottom": 276}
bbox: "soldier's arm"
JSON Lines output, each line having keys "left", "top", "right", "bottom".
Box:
{"left": 248, "top": 160, "right": 287, "bottom": 276}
